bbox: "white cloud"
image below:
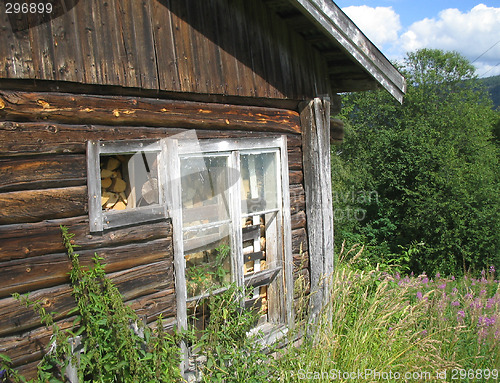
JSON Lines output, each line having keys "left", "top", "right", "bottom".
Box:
{"left": 400, "top": 4, "right": 500, "bottom": 76}
{"left": 342, "top": 6, "right": 402, "bottom": 48}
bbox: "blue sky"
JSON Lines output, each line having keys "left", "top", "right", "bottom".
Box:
{"left": 335, "top": 1, "right": 500, "bottom": 77}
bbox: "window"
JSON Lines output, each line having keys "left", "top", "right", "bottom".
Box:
{"left": 167, "top": 137, "right": 293, "bottom": 338}
{"left": 87, "top": 139, "right": 168, "bottom": 232}
{"left": 87, "top": 136, "right": 293, "bottom": 339}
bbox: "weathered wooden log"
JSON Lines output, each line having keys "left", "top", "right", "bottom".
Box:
{"left": 0, "top": 154, "right": 86, "bottom": 192}
{"left": 287, "top": 147, "right": 303, "bottom": 170}
{"left": 1, "top": 286, "right": 177, "bottom": 369}
{"left": 288, "top": 169, "right": 303, "bottom": 185}
{"left": 0, "top": 121, "right": 299, "bottom": 156}
{"left": 0, "top": 186, "right": 87, "bottom": 225}
{"left": 291, "top": 227, "right": 308, "bottom": 256}
{"left": 293, "top": 251, "right": 309, "bottom": 271}
{"left": 1, "top": 237, "right": 173, "bottom": 298}
{"left": 289, "top": 184, "right": 305, "bottom": 215}
{"left": 0, "top": 90, "right": 301, "bottom": 133}
{"left": 0, "top": 216, "right": 172, "bottom": 262}
{"left": 0, "top": 260, "right": 174, "bottom": 337}
{"left": 291, "top": 210, "right": 306, "bottom": 230}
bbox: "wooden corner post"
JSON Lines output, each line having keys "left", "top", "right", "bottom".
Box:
{"left": 300, "top": 97, "right": 334, "bottom": 322}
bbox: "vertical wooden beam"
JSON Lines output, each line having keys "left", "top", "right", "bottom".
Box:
{"left": 300, "top": 97, "right": 334, "bottom": 323}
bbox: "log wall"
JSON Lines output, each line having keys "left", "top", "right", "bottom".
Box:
{"left": 0, "top": 0, "right": 330, "bottom": 101}
{"left": 0, "top": 90, "right": 309, "bottom": 378}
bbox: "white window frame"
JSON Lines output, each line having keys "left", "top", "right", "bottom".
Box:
{"left": 86, "top": 139, "right": 168, "bottom": 232}
{"left": 167, "top": 136, "right": 294, "bottom": 341}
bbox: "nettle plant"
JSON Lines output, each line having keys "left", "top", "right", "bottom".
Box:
{"left": 4, "top": 226, "right": 182, "bottom": 383}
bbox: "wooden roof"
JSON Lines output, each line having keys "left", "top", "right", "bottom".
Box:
{"left": 264, "top": 0, "right": 406, "bottom": 103}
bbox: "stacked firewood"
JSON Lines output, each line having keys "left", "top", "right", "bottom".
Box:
{"left": 100, "top": 155, "right": 129, "bottom": 210}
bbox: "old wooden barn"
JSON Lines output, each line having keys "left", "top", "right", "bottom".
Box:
{"left": 0, "top": 0, "right": 405, "bottom": 378}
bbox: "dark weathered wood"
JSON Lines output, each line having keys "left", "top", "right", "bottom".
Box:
{"left": 0, "top": 260, "right": 174, "bottom": 337}
{"left": 0, "top": 186, "right": 87, "bottom": 225}
{"left": 0, "top": 90, "right": 301, "bottom": 133}
{"left": 287, "top": 147, "right": 303, "bottom": 170}
{"left": 242, "top": 224, "right": 260, "bottom": 242}
{"left": 289, "top": 169, "right": 303, "bottom": 185}
{"left": 289, "top": 184, "right": 305, "bottom": 215}
{"left": 0, "top": 216, "right": 172, "bottom": 263}
{"left": 0, "top": 154, "right": 86, "bottom": 192}
{"left": 0, "top": 238, "right": 173, "bottom": 298}
{"left": 0, "top": 121, "right": 299, "bottom": 157}
{"left": 244, "top": 251, "right": 265, "bottom": 263}
{"left": 244, "top": 267, "right": 281, "bottom": 289}
{"left": 301, "top": 97, "right": 334, "bottom": 320}
{"left": 291, "top": 227, "right": 308, "bottom": 255}
{"left": 291, "top": 210, "right": 306, "bottom": 230}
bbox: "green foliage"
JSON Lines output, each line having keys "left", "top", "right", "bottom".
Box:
{"left": 336, "top": 49, "right": 500, "bottom": 275}
{"left": 3, "top": 226, "right": 182, "bottom": 383}
{"left": 189, "top": 284, "right": 275, "bottom": 382}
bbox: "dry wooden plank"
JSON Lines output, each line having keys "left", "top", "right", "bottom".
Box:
{"left": 289, "top": 184, "right": 305, "bottom": 215}
{"left": 129, "top": 0, "right": 158, "bottom": 89}
{"left": 0, "top": 216, "right": 172, "bottom": 263}
{"left": 150, "top": 0, "right": 181, "bottom": 91}
{"left": 0, "top": 237, "right": 173, "bottom": 298}
{"left": 0, "top": 186, "right": 87, "bottom": 225}
{"left": 301, "top": 98, "right": 334, "bottom": 320}
{"left": 242, "top": 224, "right": 260, "bottom": 242}
{"left": 289, "top": 169, "right": 303, "bottom": 185}
{"left": 1, "top": 13, "right": 34, "bottom": 79}
{"left": 287, "top": 147, "right": 303, "bottom": 170}
{"left": 0, "top": 260, "right": 174, "bottom": 336}
{"left": 244, "top": 251, "right": 265, "bottom": 263}
{"left": 0, "top": 90, "right": 302, "bottom": 133}
{"left": 51, "top": 1, "right": 83, "bottom": 83}
{"left": 291, "top": 227, "right": 308, "bottom": 255}
{"left": 169, "top": 1, "right": 194, "bottom": 93}
{"left": 244, "top": 267, "right": 281, "bottom": 289}
{"left": 291, "top": 210, "right": 306, "bottom": 230}
{"left": 0, "top": 154, "right": 86, "bottom": 192}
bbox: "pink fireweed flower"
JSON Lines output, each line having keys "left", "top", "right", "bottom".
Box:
{"left": 457, "top": 310, "right": 466, "bottom": 323}
{"left": 451, "top": 287, "right": 458, "bottom": 295}
{"left": 421, "top": 277, "right": 429, "bottom": 285}
{"left": 489, "top": 265, "right": 495, "bottom": 274}
{"left": 436, "top": 272, "right": 441, "bottom": 279}
{"left": 480, "top": 289, "right": 487, "bottom": 296}
{"left": 451, "top": 275, "right": 456, "bottom": 281}
{"left": 438, "top": 283, "right": 447, "bottom": 289}
{"left": 416, "top": 291, "right": 423, "bottom": 300}
{"left": 451, "top": 301, "right": 460, "bottom": 307}
{"left": 421, "top": 330, "right": 428, "bottom": 337}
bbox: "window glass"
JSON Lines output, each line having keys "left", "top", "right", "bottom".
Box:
{"left": 180, "top": 155, "right": 230, "bottom": 227}
{"left": 184, "top": 224, "right": 231, "bottom": 298}
{"left": 240, "top": 152, "right": 278, "bottom": 214}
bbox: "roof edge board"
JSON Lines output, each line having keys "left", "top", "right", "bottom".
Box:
{"left": 288, "top": 0, "right": 406, "bottom": 103}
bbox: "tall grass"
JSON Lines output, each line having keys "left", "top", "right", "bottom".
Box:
{"left": 276, "top": 245, "right": 500, "bottom": 381}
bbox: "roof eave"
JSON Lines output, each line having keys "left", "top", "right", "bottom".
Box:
{"left": 288, "top": 0, "right": 406, "bottom": 103}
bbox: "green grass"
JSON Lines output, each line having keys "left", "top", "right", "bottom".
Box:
{"left": 276, "top": 247, "right": 500, "bottom": 382}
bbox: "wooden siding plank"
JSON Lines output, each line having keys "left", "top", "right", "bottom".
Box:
{"left": 150, "top": 0, "right": 181, "bottom": 92}
{"left": 0, "top": 91, "right": 302, "bottom": 134}
{"left": 0, "top": 186, "right": 87, "bottom": 225}
{"left": 0, "top": 154, "right": 86, "bottom": 192}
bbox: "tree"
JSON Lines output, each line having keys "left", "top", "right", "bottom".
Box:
{"left": 335, "top": 49, "right": 499, "bottom": 275}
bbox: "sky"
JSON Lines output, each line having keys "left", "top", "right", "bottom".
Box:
{"left": 334, "top": 0, "right": 500, "bottom": 77}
